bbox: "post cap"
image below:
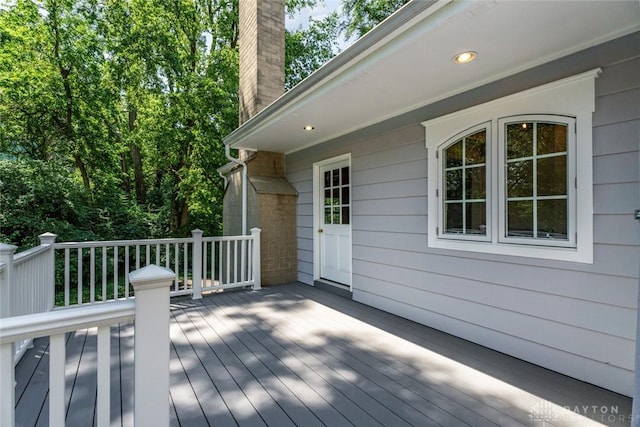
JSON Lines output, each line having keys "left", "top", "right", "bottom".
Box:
{"left": 0, "top": 243, "right": 18, "bottom": 255}
{"left": 129, "top": 265, "right": 175, "bottom": 291}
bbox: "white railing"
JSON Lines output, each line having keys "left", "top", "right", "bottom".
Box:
{"left": 0, "top": 264, "right": 173, "bottom": 427}
{"left": 0, "top": 228, "right": 261, "bottom": 364}
{"left": 54, "top": 228, "right": 261, "bottom": 306}
{"left": 0, "top": 233, "right": 57, "bottom": 362}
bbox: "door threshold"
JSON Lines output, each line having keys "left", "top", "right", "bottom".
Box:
{"left": 314, "top": 279, "right": 353, "bottom": 299}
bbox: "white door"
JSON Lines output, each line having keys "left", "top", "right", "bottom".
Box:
{"left": 319, "top": 160, "right": 351, "bottom": 285}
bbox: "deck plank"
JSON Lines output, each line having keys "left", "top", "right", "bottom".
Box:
{"left": 180, "top": 300, "right": 298, "bottom": 427}
{"left": 244, "top": 288, "right": 521, "bottom": 426}
{"left": 15, "top": 338, "right": 50, "bottom": 427}
{"left": 222, "top": 290, "right": 488, "bottom": 427}
{"left": 14, "top": 283, "right": 633, "bottom": 427}
{"left": 193, "top": 298, "right": 348, "bottom": 427}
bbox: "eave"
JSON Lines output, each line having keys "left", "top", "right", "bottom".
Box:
{"left": 223, "top": 0, "right": 640, "bottom": 155}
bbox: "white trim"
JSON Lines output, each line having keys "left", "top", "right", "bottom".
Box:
{"left": 312, "top": 153, "right": 352, "bottom": 289}
{"left": 423, "top": 70, "right": 599, "bottom": 263}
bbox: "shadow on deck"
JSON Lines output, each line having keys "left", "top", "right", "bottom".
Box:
{"left": 15, "top": 283, "right": 632, "bottom": 426}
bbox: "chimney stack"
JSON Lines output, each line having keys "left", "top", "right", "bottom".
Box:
{"left": 223, "top": 0, "right": 298, "bottom": 286}
{"left": 239, "top": 0, "right": 285, "bottom": 124}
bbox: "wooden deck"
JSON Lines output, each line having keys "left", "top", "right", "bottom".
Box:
{"left": 15, "top": 283, "right": 632, "bottom": 426}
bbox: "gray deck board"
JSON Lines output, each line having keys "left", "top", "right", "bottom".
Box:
{"left": 14, "top": 283, "right": 633, "bottom": 427}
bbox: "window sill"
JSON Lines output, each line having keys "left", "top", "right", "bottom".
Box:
{"left": 428, "top": 236, "right": 592, "bottom": 264}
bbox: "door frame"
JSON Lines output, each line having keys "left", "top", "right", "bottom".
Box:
{"left": 313, "top": 153, "right": 352, "bottom": 289}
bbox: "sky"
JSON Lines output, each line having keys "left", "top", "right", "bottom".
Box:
{"left": 285, "top": 0, "right": 352, "bottom": 51}
{"left": 285, "top": 0, "right": 342, "bottom": 30}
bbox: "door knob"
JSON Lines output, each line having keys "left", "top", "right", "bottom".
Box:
{"left": 318, "top": 228, "right": 323, "bottom": 233}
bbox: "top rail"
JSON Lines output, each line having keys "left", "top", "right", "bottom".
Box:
{"left": 54, "top": 237, "right": 192, "bottom": 249}
{"left": 54, "top": 234, "right": 254, "bottom": 250}
{"left": 0, "top": 300, "right": 135, "bottom": 344}
{"left": 13, "top": 244, "right": 50, "bottom": 266}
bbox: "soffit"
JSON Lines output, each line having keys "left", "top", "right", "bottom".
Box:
{"left": 225, "top": 0, "right": 640, "bottom": 154}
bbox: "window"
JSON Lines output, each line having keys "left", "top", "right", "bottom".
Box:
{"left": 499, "top": 116, "right": 575, "bottom": 247}
{"left": 423, "top": 69, "right": 599, "bottom": 263}
{"left": 323, "top": 165, "right": 350, "bottom": 225}
{"left": 439, "top": 124, "right": 490, "bottom": 240}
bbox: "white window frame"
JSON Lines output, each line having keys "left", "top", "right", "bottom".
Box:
{"left": 498, "top": 114, "right": 576, "bottom": 248}
{"left": 422, "top": 69, "right": 600, "bottom": 263}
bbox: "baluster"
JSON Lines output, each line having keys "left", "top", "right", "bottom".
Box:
{"left": 226, "top": 240, "right": 230, "bottom": 285}
{"left": 233, "top": 239, "right": 238, "bottom": 284}
{"left": 203, "top": 240, "right": 208, "bottom": 290}
{"left": 125, "top": 246, "right": 130, "bottom": 298}
{"left": 64, "top": 248, "right": 70, "bottom": 307}
{"left": 90, "top": 247, "right": 95, "bottom": 303}
{"left": 183, "top": 243, "right": 188, "bottom": 290}
{"left": 174, "top": 243, "right": 179, "bottom": 291}
{"left": 114, "top": 246, "right": 119, "bottom": 300}
{"left": 218, "top": 241, "right": 223, "bottom": 286}
{"left": 211, "top": 241, "right": 216, "bottom": 286}
{"left": 145, "top": 244, "right": 150, "bottom": 266}
{"left": 191, "top": 229, "right": 202, "bottom": 299}
{"left": 241, "top": 238, "right": 246, "bottom": 283}
{"left": 247, "top": 239, "right": 253, "bottom": 283}
{"left": 102, "top": 247, "right": 107, "bottom": 302}
{"left": 136, "top": 245, "right": 140, "bottom": 270}
{"left": 78, "top": 248, "right": 83, "bottom": 305}
{"left": 156, "top": 244, "right": 160, "bottom": 265}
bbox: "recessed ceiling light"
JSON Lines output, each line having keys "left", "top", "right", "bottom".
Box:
{"left": 452, "top": 51, "right": 477, "bottom": 64}
{"left": 303, "top": 125, "right": 315, "bottom": 131}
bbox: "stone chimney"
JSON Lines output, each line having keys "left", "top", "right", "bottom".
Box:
{"left": 222, "top": 0, "right": 298, "bottom": 286}
{"left": 239, "top": 0, "right": 285, "bottom": 124}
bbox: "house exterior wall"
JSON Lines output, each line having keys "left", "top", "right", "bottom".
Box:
{"left": 222, "top": 168, "right": 259, "bottom": 236}
{"left": 286, "top": 37, "right": 639, "bottom": 396}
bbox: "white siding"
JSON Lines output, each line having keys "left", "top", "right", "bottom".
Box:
{"left": 286, "top": 50, "right": 639, "bottom": 396}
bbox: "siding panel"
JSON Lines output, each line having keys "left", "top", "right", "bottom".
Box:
{"left": 593, "top": 87, "right": 640, "bottom": 127}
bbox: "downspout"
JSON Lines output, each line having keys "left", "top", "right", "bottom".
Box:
{"left": 225, "top": 145, "right": 247, "bottom": 235}
{"left": 218, "top": 171, "right": 227, "bottom": 189}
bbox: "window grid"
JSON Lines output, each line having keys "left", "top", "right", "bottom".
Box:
{"left": 323, "top": 166, "right": 350, "bottom": 225}
{"left": 442, "top": 134, "right": 487, "bottom": 234}
{"left": 504, "top": 121, "right": 569, "bottom": 241}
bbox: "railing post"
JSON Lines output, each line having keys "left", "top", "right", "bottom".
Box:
{"left": 1, "top": 244, "right": 20, "bottom": 427}
{"left": 191, "top": 229, "right": 203, "bottom": 299}
{"left": 39, "top": 233, "right": 57, "bottom": 310}
{"left": 0, "top": 340, "right": 15, "bottom": 427}
{"left": 129, "top": 265, "right": 173, "bottom": 427}
{"left": 0, "top": 243, "right": 17, "bottom": 319}
{"left": 251, "top": 228, "right": 261, "bottom": 290}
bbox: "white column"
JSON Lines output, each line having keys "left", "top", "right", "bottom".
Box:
{"left": 251, "top": 228, "right": 261, "bottom": 290}
{"left": 0, "top": 243, "right": 17, "bottom": 319}
{"left": 39, "top": 233, "right": 57, "bottom": 310}
{"left": 129, "top": 264, "right": 173, "bottom": 427}
{"left": 191, "top": 229, "right": 203, "bottom": 299}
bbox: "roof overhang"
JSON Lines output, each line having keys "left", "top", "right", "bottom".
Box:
{"left": 224, "top": 0, "right": 640, "bottom": 154}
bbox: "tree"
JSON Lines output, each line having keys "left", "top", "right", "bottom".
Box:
{"left": 0, "top": 0, "right": 408, "bottom": 245}
{"left": 340, "top": 0, "right": 410, "bottom": 39}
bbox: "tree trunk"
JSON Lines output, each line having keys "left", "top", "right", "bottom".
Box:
{"left": 74, "top": 154, "right": 91, "bottom": 192}
{"left": 120, "top": 152, "right": 131, "bottom": 194}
